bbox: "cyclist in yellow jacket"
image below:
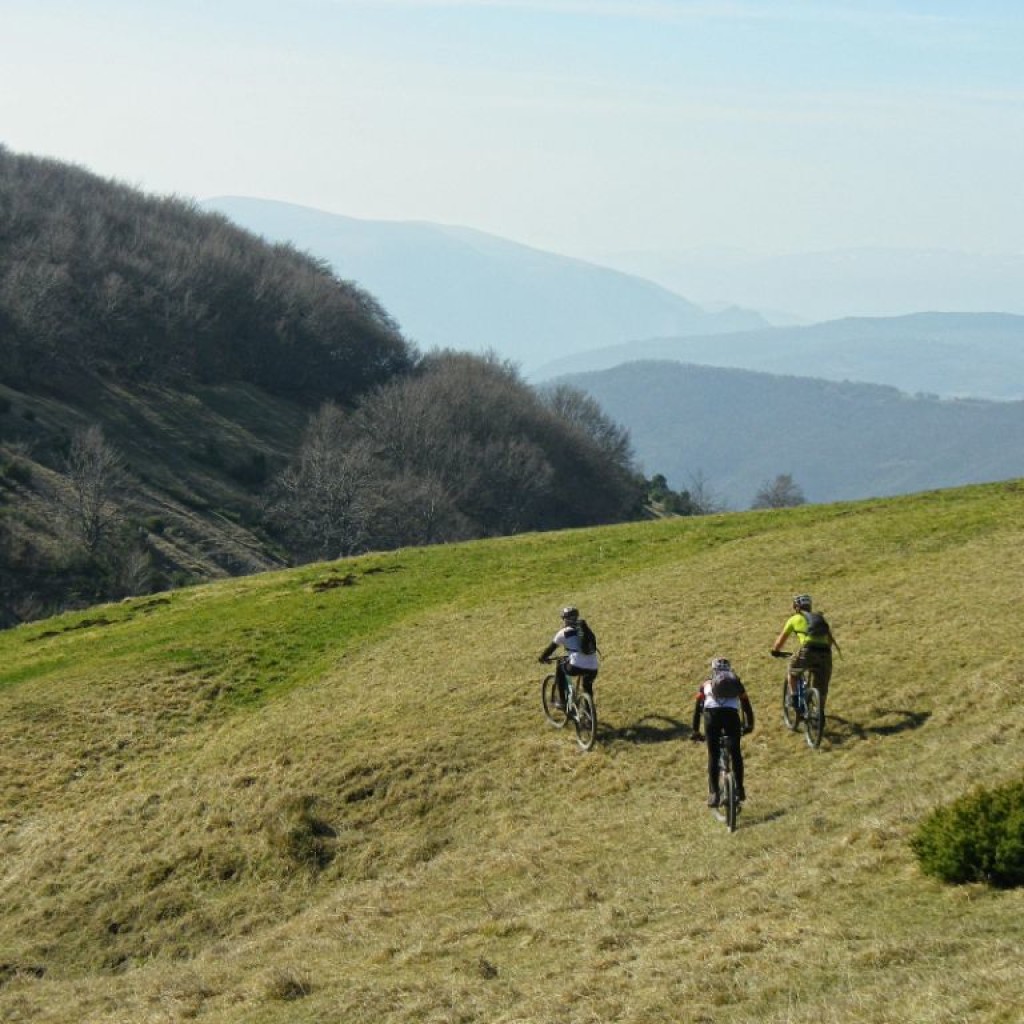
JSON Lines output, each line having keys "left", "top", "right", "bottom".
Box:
{"left": 771, "top": 593, "right": 838, "bottom": 714}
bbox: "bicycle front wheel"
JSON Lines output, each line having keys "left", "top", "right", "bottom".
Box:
{"left": 781, "top": 677, "right": 799, "bottom": 730}
{"left": 542, "top": 675, "right": 568, "bottom": 728}
{"left": 720, "top": 774, "right": 737, "bottom": 831}
{"left": 720, "top": 761, "right": 738, "bottom": 832}
{"left": 574, "top": 692, "right": 597, "bottom": 750}
{"left": 804, "top": 686, "right": 825, "bottom": 749}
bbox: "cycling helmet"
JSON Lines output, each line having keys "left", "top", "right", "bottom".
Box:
{"left": 710, "top": 657, "right": 731, "bottom": 673}
{"left": 561, "top": 605, "right": 579, "bottom": 623}
{"left": 793, "top": 593, "right": 812, "bottom": 611}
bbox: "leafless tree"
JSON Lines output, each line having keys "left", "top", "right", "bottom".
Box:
{"left": 752, "top": 473, "right": 807, "bottom": 509}
{"left": 269, "top": 402, "right": 379, "bottom": 559}
{"left": 62, "top": 424, "right": 125, "bottom": 554}
{"left": 687, "top": 469, "right": 727, "bottom": 515}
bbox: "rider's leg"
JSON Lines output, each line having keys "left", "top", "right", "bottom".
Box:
{"left": 725, "top": 711, "right": 745, "bottom": 800}
{"left": 554, "top": 660, "right": 567, "bottom": 707}
{"left": 705, "top": 709, "right": 721, "bottom": 806}
{"left": 580, "top": 669, "right": 596, "bottom": 698}
{"left": 810, "top": 651, "right": 832, "bottom": 715}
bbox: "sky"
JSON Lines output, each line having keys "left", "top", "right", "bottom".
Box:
{"left": 3, "top": 0, "right": 1024, "bottom": 265}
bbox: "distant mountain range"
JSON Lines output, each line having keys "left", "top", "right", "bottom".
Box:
{"left": 555, "top": 361, "right": 1024, "bottom": 508}
{"left": 204, "top": 199, "right": 1024, "bottom": 404}
{"left": 202, "top": 197, "right": 767, "bottom": 370}
{"left": 598, "top": 246, "right": 1024, "bottom": 324}
{"left": 533, "top": 312, "right": 1024, "bottom": 401}
{"left": 201, "top": 195, "right": 1024, "bottom": 509}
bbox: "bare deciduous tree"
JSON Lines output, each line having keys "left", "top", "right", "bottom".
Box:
{"left": 269, "top": 402, "right": 379, "bottom": 559}
{"left": 752, "top": 473, "right": 806, "bottom": 509}
{"left": 62, "top": 424, "right": 125, "bottom": 554}
{"left": 686, "top": 469, "right": 727, "bottom": 515}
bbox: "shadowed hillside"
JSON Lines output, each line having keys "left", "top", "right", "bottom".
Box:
{"left": 0, "top": 149, "right": 645, "bottom": 624}
{"left": 1, "top": 480, "right": 1021, "bottom": 1023}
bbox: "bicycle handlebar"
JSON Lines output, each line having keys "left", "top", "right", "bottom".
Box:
{"left": 770, "top": 650, "right": 792, "bottom": 658}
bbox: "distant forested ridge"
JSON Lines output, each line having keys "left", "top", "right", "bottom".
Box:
{"left": 0, "top": 148, "right": 647, "bottom": 626}
{"left": 564, "top": 360, "right": 1024, "bottom": 507}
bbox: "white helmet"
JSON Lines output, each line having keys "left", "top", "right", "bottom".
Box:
{"left": 710, "top": 657, "right": 731, "bottom": 673}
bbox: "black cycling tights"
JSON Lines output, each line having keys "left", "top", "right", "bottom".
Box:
{"left": 703, "top": 707, "right": 744, "bottom": 795}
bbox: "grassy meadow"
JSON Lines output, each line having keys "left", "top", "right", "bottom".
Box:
{"left": 1, "top": 480, "right": 1022, "bottom": 1023}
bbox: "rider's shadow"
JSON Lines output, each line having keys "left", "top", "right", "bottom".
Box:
{"left": 600, "top": 714, "right": 691, "bottom": 745}
{"left": 827, "top": 708, "right": 931, "bottom": 747}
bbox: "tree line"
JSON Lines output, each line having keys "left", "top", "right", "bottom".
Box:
{"left": 266, "top": 351, "right": 644, "bottom": 559}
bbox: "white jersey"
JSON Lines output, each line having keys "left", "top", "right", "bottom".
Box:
{"left": 700, "top": 679, "right": 740, "bottom": 712}
{"left": 554, "top": 625, "right": 599, "bottom": 671}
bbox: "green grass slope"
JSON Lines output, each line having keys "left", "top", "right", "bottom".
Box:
{"left": 1, "top": 482, "right": 1022, "bottom": 1023}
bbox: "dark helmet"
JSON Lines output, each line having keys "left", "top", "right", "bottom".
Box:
{"left": 561, "top": 605, "right": 579, "bottom": 623}
{"left": 793, "top": 593, "right": 812, "bottom": 611}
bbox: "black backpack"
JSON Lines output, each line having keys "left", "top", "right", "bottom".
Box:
{"left": 709, "top": 669, "right": 743, "bottom": 700}
{"left": 576, "top": 619, "right": 598, "bottom": 655}
{"left": 802, "top": 610, "right": 831, "bottom": 640}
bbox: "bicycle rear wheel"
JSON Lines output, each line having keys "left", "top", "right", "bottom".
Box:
{"left": 804, "top": 686, "right": 825, "bottom": 748}
{"left": 781, "top": 676, "right": 800, "bottom": 730}
{"left": 574, "top": 692, "right": 597, "bottom": 750}
{"left": 541, "top": 674, "right": 568, "bottom": 728}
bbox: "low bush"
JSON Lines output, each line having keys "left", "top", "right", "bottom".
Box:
{"left": 911, "top": 779, "right": 1024, "bottom": 888}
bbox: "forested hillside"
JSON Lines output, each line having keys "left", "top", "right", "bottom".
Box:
{"left": 0, "top": 148, "right": 645, "bottom": 625}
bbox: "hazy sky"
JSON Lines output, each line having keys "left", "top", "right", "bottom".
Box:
{"left": 3, "top": 1, "right": 1023, "bottom": 262}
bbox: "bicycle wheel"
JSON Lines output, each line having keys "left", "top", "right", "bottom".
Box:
{"left": 720, "top": 758, "right": 738, "bottom": 832}
{"left": 541, "top": 674, "right": 568, "bottom": 728}
{"left": 574, "top": 692, "right": 597, "bottom": 750}
{"left": 803, "top": 686, "right": 825, "bottom": 749}
{"left": 781, "top": 676, "right": 800, "bottom": 731}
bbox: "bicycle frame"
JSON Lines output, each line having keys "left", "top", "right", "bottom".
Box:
{"left": 779, "top": 658, "right": 825, "bottom": 749}
{"left": 540, "top": 656, "right": 597, "bottom": 751}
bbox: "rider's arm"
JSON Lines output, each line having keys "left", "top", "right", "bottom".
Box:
{"left": 740, "top": 693, "right": 755, "bottom": 733}
{"left": 691, "top": 689, "right": 706, "bottom": 734}
{"left": 538, "top": 642, "right": 557, "bottom": 663}
{"left": 771, "top": 621, "right": 793, "bottom": 653}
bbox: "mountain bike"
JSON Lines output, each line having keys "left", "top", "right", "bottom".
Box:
{"left": 773, "top": 650, "right": 824, "bottom": 748}
{"left": 691, "top": 730, "right": 740, "bottom": 832}
{"left": 541, "top": 657, "right": 597, "bottom": 751}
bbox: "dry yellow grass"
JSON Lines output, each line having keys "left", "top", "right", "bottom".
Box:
{"left": 1, "top": 481, "right": 1022, "bottom": 1022}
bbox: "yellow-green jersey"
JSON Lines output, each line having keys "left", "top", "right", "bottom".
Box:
{"left": 782, "top": 611, "right": 831, "bottom": 649}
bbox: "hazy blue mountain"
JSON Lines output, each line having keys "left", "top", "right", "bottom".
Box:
{"left": 555, "top": 361, "right": 1024, "bottom": 508}
{"left": 533, "top": 312, "right": 1024, "bottom": 401}
{"left": 598, "top": 246, "right": 1024, "bottom": 324}
{"left": 202, "top": 197, "right": 767, "bottom": 370}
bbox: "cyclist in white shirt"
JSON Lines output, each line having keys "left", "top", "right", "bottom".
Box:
{"left": 691, "top": 657, "right": 755, "bottom": 807}
{"left": 538, "top": 606, "right": 599, "bottom": 708}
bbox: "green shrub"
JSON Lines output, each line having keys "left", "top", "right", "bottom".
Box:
{"left": 911, "top": 780, "right": 1024, "bottom": 888}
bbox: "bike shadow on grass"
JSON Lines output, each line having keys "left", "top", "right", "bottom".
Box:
{"left": 599, "top": 714, "right": 691, "bottom": 746}
{"left": 824, "top": 709, "right": 931, "bottom": 748}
